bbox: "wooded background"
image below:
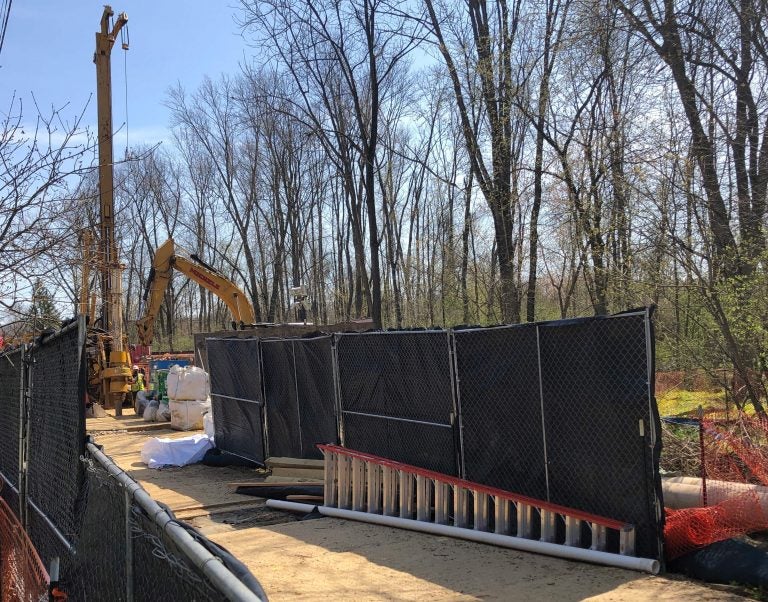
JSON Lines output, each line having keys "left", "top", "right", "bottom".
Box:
{"left": 3, "top": 0, "right": 768, "bottom": 412}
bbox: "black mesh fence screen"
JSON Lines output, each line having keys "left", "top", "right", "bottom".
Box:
{"left": 261, "top": 340, "right": 297, "bottom": 458}
{"left": 206, "top": 338, "right": 265, "bottom": 464}
{"left": 0, "top": 320, "right": 266, "bottom": 600}
{"left": 27, "top": 457, "right": 127, "bottom": 601}
{"left": 27, "top": 321, "right": 85, "bottom": 544}
{"left": 131, "top": 505, "right": 220, "bottom": 602}
{"left": 453, "top": 311, "right": 663, "bottom": 561}
{"left": 336, "top": 332, "right": 458, "bottom": 475}
{"left": 539, "top": 314, "right": 662, "bottom": 560}
{"left": 454, "top": 325, "right": 548, "bottom": 499}
{"left": 0, "top": 348, "right": 22, "bottom": 491}
{"left": 262, "top": 336, "right": 337, "bottom": 459}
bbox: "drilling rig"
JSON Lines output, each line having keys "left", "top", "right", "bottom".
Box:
{"left": 83, "top": 6, "right": 131, "bottom": 415}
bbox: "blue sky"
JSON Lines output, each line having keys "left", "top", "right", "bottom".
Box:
{"left": 0, "top": 2, "right": 250, "bottom": 153}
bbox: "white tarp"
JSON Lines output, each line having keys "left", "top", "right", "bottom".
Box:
{"left": 140, "top": 433, "right": 213, "bottom": 468}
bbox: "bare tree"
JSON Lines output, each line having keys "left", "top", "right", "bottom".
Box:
{"left": 0, "top": 96, "right": 94, "bottom": 321}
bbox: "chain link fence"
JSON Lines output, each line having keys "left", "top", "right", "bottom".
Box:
{"left": 27, "top": 320, "right": 87, "bottom": 549}
{"left": 206, "top": 338, "right": 266, "bottom": 464}
{"left": 0, "top": 318, "right": 267, "bottom": 600}
{"left": 0, "top": 346, "right": 23, "bottom": 515}
{"left": 335, "top": 331, "right": 459, "bottom": 476}
{"left": 202, "top": 310, "right": 663, "bottom": 562}
{"left": 453, "top": 313, "right": 663, "bottom": 561}
{"left": 261, "top": 336, "right": 337, "bottom": 460}
{"left": 454, "top": 324, "right": 547, "bottom": 499}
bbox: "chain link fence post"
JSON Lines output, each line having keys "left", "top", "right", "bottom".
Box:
{"left": 125, "top": 488, "right": 134, "bottom": 602}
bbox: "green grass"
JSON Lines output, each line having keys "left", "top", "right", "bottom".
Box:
{"left": 657, "top": 389, "right": 726, "bottom": 417}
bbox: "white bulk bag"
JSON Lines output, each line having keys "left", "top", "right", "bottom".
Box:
{"left": 170, "top": 399, "right": 211, "bottom": 431}
{"left": 203, "top": 410, "right": 215, "bottom": 440}
{"left": 167, "top": 365, "right": 209, "bottom": 401}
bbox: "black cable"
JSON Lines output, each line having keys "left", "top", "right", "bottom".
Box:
{"left": 0, "top": 0, "right": 12, "bottom": 58}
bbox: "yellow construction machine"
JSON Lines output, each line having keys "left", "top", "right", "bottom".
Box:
{"left": 136, "top": 239, "right": 256, "bottom": 346}
{"left": 84, "top": 5, "right": 132, "bottom": 414}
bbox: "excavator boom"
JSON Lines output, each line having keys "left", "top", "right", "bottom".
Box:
{"left": 136, "top": 239, "right": 255, "bottom": 345}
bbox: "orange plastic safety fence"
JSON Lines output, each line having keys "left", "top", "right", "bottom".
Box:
{"left": 703, "top": 416, "right": 768, "bottom": 487}
{"left": 664, "top": 415, "right": 768, "bottom": 560}
{"left": 665, "top": 491, "right": 768, "bottom": 560}
{"left": 0, "top": 497, "right": 49, "bottom": 602}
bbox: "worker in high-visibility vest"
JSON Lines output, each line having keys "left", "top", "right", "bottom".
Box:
{"left": 131, "top": 365, "right": 145, "bottom": 406}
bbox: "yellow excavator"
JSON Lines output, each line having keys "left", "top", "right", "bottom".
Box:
{"left": 136, "top": 239, "right": 256, "bottom": 345}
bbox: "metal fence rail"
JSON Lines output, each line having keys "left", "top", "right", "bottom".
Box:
{"left": 0, "top": 318, "right": 267, "bottom": 601}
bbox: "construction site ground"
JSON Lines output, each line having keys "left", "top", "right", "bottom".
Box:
{"left": 88, "top": 410, "right": 749, "bottom": 601}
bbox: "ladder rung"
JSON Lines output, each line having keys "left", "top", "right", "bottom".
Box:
{"left": 473, "top": 491, "right": 489, "bottom": 531}
{"left": 454, "top": 486, "right": 469, "bottom": 529}
{"left": 620, "top": 526, "right": 635, "bottom": 556}
{"left": 382, "top": 466, "right": 398, "bottom": 516}
{"left": 493, "top": 496, "right": 512, "bottom": 535}
{"left": 540, "top": 509, "right": 556, "bottom": 543}
{"left": 324, "top": 450, "right": 338, "bottom": 507}
{"left": 434, "top": 482, "right": 450, "bottom": 525}
{"left": 367, "top": 463, "right": 382, "bottom": 514}
{"left": 399, "top": 471, "right": 414, "bottom": 519}
{"left": 590, "top": 523, "right": 607, "bottom": 551}
{"left": 416, "top": 476, "right": 432, "bottom": 522}
{"left": 517, "top": 503, "right": 533, "bottom": 539}
{"left": 565, "top": 516, "right": 581, "bottom": 547}
{"left": 337, "top": 455, "right": 352, "bottom": 510}
{"left": 351, "top": 457, "right": 366, "bottom": 512}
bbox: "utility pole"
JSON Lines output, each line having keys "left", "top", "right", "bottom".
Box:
{"left": 94, "top": 6, "right": 131, "bottom": 414}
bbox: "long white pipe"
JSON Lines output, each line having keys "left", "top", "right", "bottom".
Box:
{"left": 266, "top": 499, "right": 660, "bottom": 575}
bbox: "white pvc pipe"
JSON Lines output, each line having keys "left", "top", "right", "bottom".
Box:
{"left": 267, "top": 499, "right": 660, "bottom": 575}
{"left": 662, "top": 477, "right": 768, "bottom": 512}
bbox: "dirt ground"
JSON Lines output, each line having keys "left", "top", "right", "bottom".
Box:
{"left": 89, "top": 414, "right": 749, "bottom": 601}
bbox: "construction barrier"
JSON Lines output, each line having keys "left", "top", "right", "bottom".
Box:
{"left": 661, "top": 414, "right": 768, "bottom": 559}
{"left": 0, "top": 318, "right": 267, "bottom": 600}
{"left": 261, "top": 336, "right": 337, "bottom": 460}
{"left": 207, "top": 337, "right": 266, "bottom": 464}
{"left": 336, "top": 331, "right": 458, "bottom": 475}
{"left": 206, "top": 307, "right": 664, "bottom": 563}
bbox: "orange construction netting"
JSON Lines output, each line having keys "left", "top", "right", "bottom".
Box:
{"left": 0, "top": 495, "right": 49, "bottom": 601}
{"left": 664, "top": 415, "right": 768, "bottom": 560}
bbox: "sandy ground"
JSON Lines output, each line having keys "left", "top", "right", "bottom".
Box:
{"left": 89, "top": 414, "right": 748, "bottom": 601}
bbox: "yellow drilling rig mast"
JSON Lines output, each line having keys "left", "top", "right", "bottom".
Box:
{"left": 91, "top": 5, "right": 131, "bottom": 414}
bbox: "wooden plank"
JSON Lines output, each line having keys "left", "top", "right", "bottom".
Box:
{"left": 286, "top": 495, "right": 324, "bottom": 503}
{"left": 266, "top": 457, "right": 325, "bottom": 469}
{"left": 228, "top": 481, "right": 323, "bottom": 488}
{"left": 265, "top": 475, "right": 324, "bottom": 484}
{"left": 270, "top": 467, "right": 325, "bottom": 479}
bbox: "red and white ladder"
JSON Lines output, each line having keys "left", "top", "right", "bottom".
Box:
{"left": 268, "top": 445, "right": 659, "bottom": 573}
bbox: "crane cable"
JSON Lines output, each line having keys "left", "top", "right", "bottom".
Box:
{"left": 120, "top": 24, "right": 130, "bottom": 157}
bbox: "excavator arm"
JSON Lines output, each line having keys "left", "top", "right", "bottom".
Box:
{"left": 135, "top": 239, "right": 255, "bottom": 345}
